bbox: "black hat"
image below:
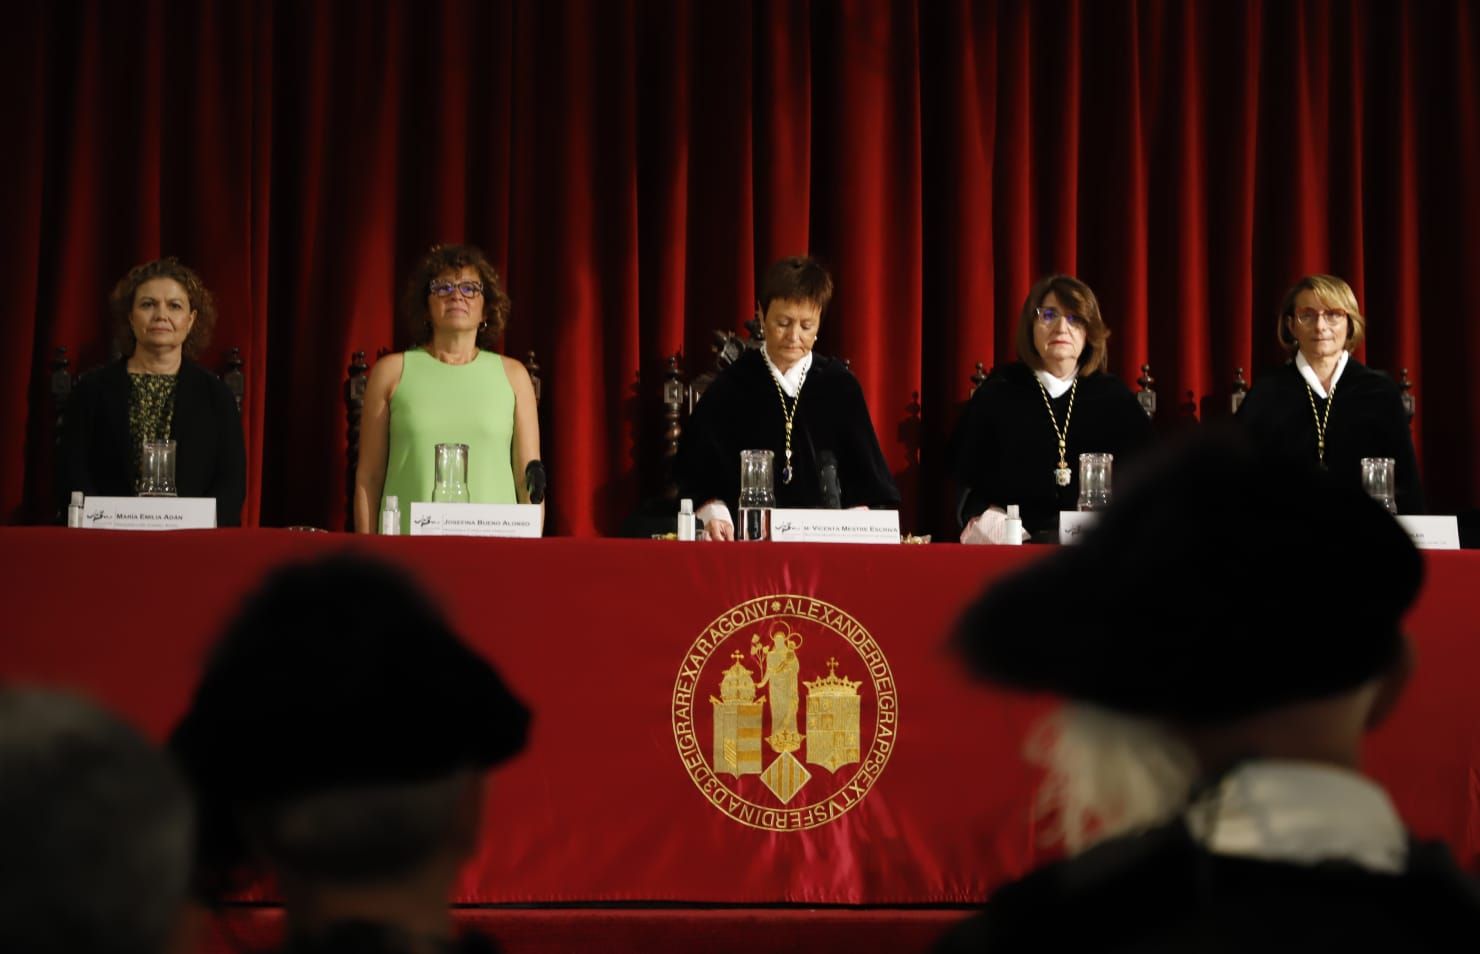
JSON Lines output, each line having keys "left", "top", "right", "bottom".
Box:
{"left": 954, "top": 429, "right": 1422, "bottom": 724}
{"left": 170, "top": 555, "right": 529, "bottom": 880}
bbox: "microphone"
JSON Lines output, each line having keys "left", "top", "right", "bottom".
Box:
{"left": 525, "top": 460, "right": 547, "bottom": 505}
{"left": 818, "top": 451, "right": 842, "bottom": 509}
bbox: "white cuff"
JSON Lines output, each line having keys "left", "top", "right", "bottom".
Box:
{"left": 696, "top": 499, "right": 732, "bottom": 530}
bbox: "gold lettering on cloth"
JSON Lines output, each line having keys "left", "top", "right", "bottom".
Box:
{"left": 671, "top": 594, "right": 900, "bottom": 832}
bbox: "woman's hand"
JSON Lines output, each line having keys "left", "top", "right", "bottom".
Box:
{"left": 506, "top": 357, "right": 542, "bottom": 514}
{"left": 695, "top": 499, "right": 733, "bottom": 540}
{"left": 960, "top": 507, "right": 1029, "bottom": 545}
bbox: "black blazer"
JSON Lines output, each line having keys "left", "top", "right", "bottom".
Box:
{"left": 58, "top": 358, "right": 246, "bottom": 526}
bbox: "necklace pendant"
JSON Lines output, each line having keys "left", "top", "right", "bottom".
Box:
{"left": 781, "top": 464, "right": 794, "bottom": 485}
{"left": 1054, "top": 466, "right": 1071, "bottom": 487}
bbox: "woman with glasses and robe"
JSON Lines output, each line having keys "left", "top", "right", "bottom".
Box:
{"left": 353, "top": 244, "right": 542, "bottom": 534}
{"left": 950, "top": 275, "right": 1153, "bottom": 543}
{"left": 1236, "top": 274, "right": 1423, "bottom": 513}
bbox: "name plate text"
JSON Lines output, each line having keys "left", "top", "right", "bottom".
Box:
{"left": 409, "top": 502, "right": 543, "bottom": 538}
{"left": 1396, "top": 515, "right": 1461, "bottom": 551}
{"left": 82, "top": 496, "right": 216, "bottom": 530}
{"left": 770, "top": 509, "right": 900, "bottom": 544}
{"left": 1058, "top": 511, "right": 1100, "bottom": 544}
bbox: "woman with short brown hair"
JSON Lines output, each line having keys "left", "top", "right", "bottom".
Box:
{"left": 59, "top": 257, "right": 245, "bottom": 526}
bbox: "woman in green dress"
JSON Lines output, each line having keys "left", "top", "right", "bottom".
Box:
{"left": 354, "top": 244, "right": 542, "bottom": 534}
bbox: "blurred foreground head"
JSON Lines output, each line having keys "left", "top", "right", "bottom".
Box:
{"left": 956, "top": 426, "right": 1420, "bottom": 722}
{"left": 954, "top": 428, "right": 1422, "bottom": 849}
{"left": 171, "top": 555, "right": 529, "bottom": 893}
{"left": 0, "top": 687, "right": 194, "bottom": 954}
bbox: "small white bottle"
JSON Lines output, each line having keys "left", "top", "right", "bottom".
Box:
{"left": 1003, "top": 504, "right": 1023, "bottom": 546}
{"left": 67, "top": 491, "right": 84, "bottom": 528}
{"left": 380, "top": 495, "right": 401, "bottom": 535}
{"left": 676, "top": 498, "right": 696, "bottom": 541}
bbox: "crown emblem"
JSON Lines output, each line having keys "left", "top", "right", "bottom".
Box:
{"left": 717, "top": 650, "right": 758, "bottom": 703}
{"left": 804, "top": 657, "right": 862, "bottom": 696}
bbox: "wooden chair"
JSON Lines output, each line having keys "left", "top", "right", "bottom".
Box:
{"left": 1231, "top": 368, "right": 1248, "bottom": 414}
{"left": 1136, "top": 364, "right": 1157, "bottom": 419}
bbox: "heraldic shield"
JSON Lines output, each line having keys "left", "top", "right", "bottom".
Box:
{"left": 804, "top": 658, "right": 862, "bottom": 772}
{"left": 675, "top": 594, "right": 897, "bottom": 832}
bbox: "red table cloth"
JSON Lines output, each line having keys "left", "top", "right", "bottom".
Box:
{"left": 1, "top": 529, "right": 1476, "bottom": 905}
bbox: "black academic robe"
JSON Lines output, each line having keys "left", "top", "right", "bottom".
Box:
{"left": 58, "top": 358, "right": 247, "bottom": 527}
{"left": 950, "top": 363, "right": 1154, "bottom": 537}
{"left": 1236, "top": 359, "right": 1424, "bottom": 514}
{"left": 674, "top": 349, "right": 900, "bottom": 514}
{"left": 933, "top": 819, "right": 1480, "bottom": 953}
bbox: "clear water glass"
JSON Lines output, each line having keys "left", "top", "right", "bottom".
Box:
{"left": 1077, "top": 453, "right": 1113, "bottom": 511}
{"left": 738, "top": 449, "right": 776, "bottom": 541}
{"left": 138, "top": 440, "right": 178, "bottom": 497}
{"left": 1361, "top": 457, "right": 1397, "bottom": 514}
{"left": 432, "top": 443, "right": 471, "bottom": 503}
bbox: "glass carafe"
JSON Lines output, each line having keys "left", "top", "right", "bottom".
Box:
{"left": 138, "top": 440, "right": 178, "bottom": 497}
{"left": 1077, "top": 453, "right": 1113, "bottom": 511}
{"left": 432, "top": 443, "right": 471, "bottom": 503}
{"left": 738, "top": 449, "right": 776, "bottom": 541}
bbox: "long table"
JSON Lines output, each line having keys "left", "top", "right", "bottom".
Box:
{"left": 2, "top": 529, "right": 1477, "bottom": 910}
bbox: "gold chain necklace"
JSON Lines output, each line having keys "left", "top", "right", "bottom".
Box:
{"left": 1036, "top": 377, "right": 1079, "bottom": 486}
{"left": 771, "top": 365, "right": 807, "bottom": 485}
{"left": 1303, "top": 382, "right": 1337, "bottom": 469}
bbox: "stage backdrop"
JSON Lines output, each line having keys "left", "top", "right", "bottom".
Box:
{"left": 5, "top": 0, "right": 1478, "bottom": 534}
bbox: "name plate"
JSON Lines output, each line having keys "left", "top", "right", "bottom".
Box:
{"left": 1396, "top": 515, "right": 1461, "bottom": 551}
{"left": 409, "top": 502, "right": 543, "bottom": 538}
{"left": 770, "top": 509, "right": 900, "bottom": 544}
{"left": 82, "top": 496, "right": 216, "bottom": 530}
{"left": 1058, "top": 511, "right": 1100, "bottom": 544}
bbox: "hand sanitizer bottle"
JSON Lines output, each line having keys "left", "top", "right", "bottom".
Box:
{"left": 676, "top": 498, "right": 696, "bottom": 541}
{"left": 1003, "top": 504, "right": 1023, "bottom": 546}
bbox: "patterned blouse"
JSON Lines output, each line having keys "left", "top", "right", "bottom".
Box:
{"left": 128, "top": 372, "right": 177, "bottom": 492}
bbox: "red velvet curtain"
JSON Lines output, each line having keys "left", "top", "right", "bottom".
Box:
{"left": 6, "top": 0, "right": 1478, "bottom": 535}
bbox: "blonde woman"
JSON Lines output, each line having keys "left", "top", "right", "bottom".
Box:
{"left": 1237, "top": 274, "right": 1423, "bottom": 512}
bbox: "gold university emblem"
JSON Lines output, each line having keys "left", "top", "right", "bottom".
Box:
{"left": 672, "top": 595, "right": 898, "bottom": 831}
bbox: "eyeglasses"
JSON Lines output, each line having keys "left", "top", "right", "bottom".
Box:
{"left": 1035, "top": 306, "right": 1085, "bottom": 328}
{"left": 429, "top": 280, "right": 484, "bottom": 298}
{"left": 1292, "top": 309, "right": 1348, "bottom": 327}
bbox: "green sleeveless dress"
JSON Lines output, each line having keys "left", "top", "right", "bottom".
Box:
{"left": 381, "top": 349, "right": 518, "bottom": 533}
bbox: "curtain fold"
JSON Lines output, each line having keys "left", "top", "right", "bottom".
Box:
{"left": 6, "top": 0, "right": 1477, "bottom": 534}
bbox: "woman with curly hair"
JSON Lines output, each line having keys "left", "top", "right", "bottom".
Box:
{"left": 59, "top": 257, "right": 245, "bottom": 526}
{"left": 354, "top": 244, "right": 542, "bottom": 534}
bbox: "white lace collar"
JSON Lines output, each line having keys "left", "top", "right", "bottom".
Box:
{"left": 762, "top": 348, "right": 812, "bottom": 398}
{"left": 1035, "top": 367, "right": 1077, "bottom": 399}
{"left": 1295, "top": 350, "right": 1349, "bottom": 399}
